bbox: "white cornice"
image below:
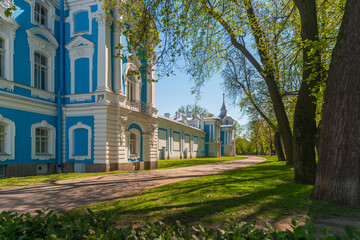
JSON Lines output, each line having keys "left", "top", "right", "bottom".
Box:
{"left": 0, "top": 92, "right": 57, "bottom": 116}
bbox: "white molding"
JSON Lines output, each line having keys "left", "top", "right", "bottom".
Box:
{"left": 68, "top": 122, "right": 92, "bottom": 160}
{"left": 69, "top": 94, "right": 92, "bottom": 102}
{"left": 68, "top": 6, "right": 93, "bottom": 37}
{"left": 27, "top": 28, "right": 59, "bottom": 93}
{"left": 0, "top": 16, "right": 18, "bottom": 82}
{"left": 0, "top": 79, "right": 14, "bottom": 91}
{"left": 29, "top": 0, "right": 56, "bottom": 34}
{"left": 0, "top": 114, "right": 15, "bottom": 161}
{"left": 31, "top": 88, "right": 56, "bottom": 101}
{"left": 65, "top": 36, "right": 94, "bottom": 94}
{"left": 31, "top": 120, "right": 56, "bottom": 160}
{"left": 0, "top": 91, "right": 57, "bottom": 116}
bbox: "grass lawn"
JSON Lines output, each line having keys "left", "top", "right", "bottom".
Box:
{"left": 157, "top": 156, "right": 247, "bottom": 169}
{"left": 72, "top": 156, "right": 314, "bottom": 227}
{"left": 0, "top": 156, "right": 246, "bottom": 188}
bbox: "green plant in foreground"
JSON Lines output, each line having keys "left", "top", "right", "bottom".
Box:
{"left": 0, "top": 209, "right": 359, "bottom": 239}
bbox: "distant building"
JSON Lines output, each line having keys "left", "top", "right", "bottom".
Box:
{"left": 158, "top": 94, "right": 236, "bottom": 159}
{"left": 0, "top": 0, "right": 235, "bottom": 177}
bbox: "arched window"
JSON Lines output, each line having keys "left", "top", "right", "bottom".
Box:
{"left": 129, "top": 133, "right": 136, "bottom": 155}
{"left": 34, "top": 52, "right": 48, "bottom": 90}
{"left": 0, "top": 38, "right": 4, "bottom": 78}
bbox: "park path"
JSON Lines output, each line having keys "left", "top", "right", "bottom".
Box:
{"left": 0, "top": 156, "right": 266, "bottom": 214}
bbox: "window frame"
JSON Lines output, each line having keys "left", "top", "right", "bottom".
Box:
{"left": 30, "top": 0, "right": 55, "bottom": 33}
{"left": 27, "top": 28, "right": 59, "bottom": 94}
{"left": 127, "top": 128, "right": 141, "bottom": 160}
{"left": 0, "top": 17, "right": 18, "bottom": 82}
{"left": 33, "top": 51, "right": 48, "bottom": 91}
{"left": 68, "top": 122, "right": 92, "bottom": 161}
{"left": 31, "top": 120, "right": 55, "bottom": 160}
{"left": 0, "top": 114, "right": 15, "bottom": 161}
{"left": 68, "top": 7, "right": 92, "bottom": 37}
{"left": 34, "top": 2, "right": 48, "bottom": 27}
{"left": 124, "top": 66, "right": 142, "bottom": 104}
{"left": 35, "top": 127, "right": 49, "bottom": 155}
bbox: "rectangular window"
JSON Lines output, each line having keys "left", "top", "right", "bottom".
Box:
{"left": 0, "top": 38, "right": 4, "bottom": 78}
{"left": 0, "top": 124, "right": 5, "bottom": 154}
{"left": 34, "top": 52, "right": 48, "bottom": 90}
{"left": 35, "top": 128, "right": 49, "bottom": 154}
{"left": 34, "top": 2, "right": 48, "bottom": 26}
{"left": 129, "top": 133, "right": 136, "bottom": 155}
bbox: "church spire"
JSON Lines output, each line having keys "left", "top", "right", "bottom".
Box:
{"left": 218, "top": 93, "right": 227, "bottom": 118}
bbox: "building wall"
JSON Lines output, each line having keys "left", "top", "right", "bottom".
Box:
{"left": 158, "top": 117, "right": 206, "bottom": 160}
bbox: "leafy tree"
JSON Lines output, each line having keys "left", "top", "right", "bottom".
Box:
{"left": 177, "top": 104, "right": 213, "bottom": 117}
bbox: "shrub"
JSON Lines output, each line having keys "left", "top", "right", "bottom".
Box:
{"left": 0, "top": 209, "right": 359, "bottom": 239}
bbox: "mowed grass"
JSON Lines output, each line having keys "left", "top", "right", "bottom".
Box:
{"left": 73, "top": 156, "right": 314, "bottom": 227}
{"left": 0, "top": 156, "right": 246, "bottom": 188}
{"left": 157, "top": 156, "right": 247, "bottom": 169}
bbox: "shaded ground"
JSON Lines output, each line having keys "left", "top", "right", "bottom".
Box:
{"left": 0, "top": 156, "right": 264, "bottom": 214}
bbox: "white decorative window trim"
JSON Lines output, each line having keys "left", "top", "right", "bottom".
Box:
{"left": 0, "top": 13, "right": 19, "bottom": 82}
{"left": 0, "top": 114, "right": 15, "bottom": 161}
{"left": 127, "top": 128, "right": 141, "bottom": 160}
{"left": 68, "top": 122, "right": 92, "bottom": 160}
{"left": 27, "top": 28, "right": 59, "bottom": 93}
{"left": 65, "top": 36, "right": 94, "bottom": 94}
{"left": 68, "top": 6, "right": 93, "bottom": 37}
{"left": 31, "top": 120, "right": 56, "bottom": 160}
{"left": 31, "top": 88, "right": 56, "bottom": 101}
{"left": 29, "top": 0, "right": 55, "bottom": 33}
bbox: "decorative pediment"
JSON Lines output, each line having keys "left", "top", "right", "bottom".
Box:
{"left": 65, "top": 36, "right": 94, "bottom": 50}
{"left": 65, "top": 36, "right": 94, "bottom": 60}
{"left": 26, "top": 27, "right": 59, "bottom": 48}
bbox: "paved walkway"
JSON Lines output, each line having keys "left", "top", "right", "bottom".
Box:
{"left": 0, "top": 156, "right": 266, "bottom": 213}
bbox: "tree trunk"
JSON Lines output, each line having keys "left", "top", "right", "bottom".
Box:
{"left": 292, "top": 0, "right": 320, "bottom": 185}
{"left": 312, "top": 0, "right": 360, "bottom": 206}
{"left": 275, "top": 131, "right": 286, "bottom": 161}
{"left": 243, "top": 0, "right": 293, "bottom": 165}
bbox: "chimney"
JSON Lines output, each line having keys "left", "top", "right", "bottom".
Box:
{"left": 164, "top": 113, "right": 170, "bottom": 118}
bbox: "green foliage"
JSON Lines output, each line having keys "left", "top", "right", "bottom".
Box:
{"left": 158, "top": 156, "right": 247, "bottom": 169}
{"left": 0, "top": 209, "right": 358, "bottom": 239}
{"left": 177, "top": 104, "right": 213, "bottom": 117}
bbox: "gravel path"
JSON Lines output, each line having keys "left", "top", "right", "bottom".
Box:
{"left": 0, "top": 156, "right": 266, "bottom": 213}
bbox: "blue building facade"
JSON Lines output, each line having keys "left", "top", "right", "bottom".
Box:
{"left": 0, "top": 0, "right": 235, "bottom": 177}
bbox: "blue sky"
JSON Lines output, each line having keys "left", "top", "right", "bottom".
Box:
{"left": 155, "top": 68, "right": 249, "bottom": 126}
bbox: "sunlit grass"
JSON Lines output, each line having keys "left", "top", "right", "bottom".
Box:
{"left": 74, "top": 156, "right": 315, "bottom": 227}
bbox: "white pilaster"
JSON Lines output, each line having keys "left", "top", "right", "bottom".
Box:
{"left": 96, "top": 12, "right": 112, "bottom": 92}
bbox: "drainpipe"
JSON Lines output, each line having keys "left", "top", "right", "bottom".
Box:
{"left": 56, "top": 0, "right": 64, "bottom": 173}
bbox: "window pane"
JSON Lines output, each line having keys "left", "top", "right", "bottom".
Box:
{"left": 34, "top": 3, "right": 47, "bottom": 26}
{"left": 34, "top": 53, "right": 47, "bottom": 90}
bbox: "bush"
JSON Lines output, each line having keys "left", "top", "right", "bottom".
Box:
{"left": 0, "top": 209, "right": 359, "bottom": 239}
